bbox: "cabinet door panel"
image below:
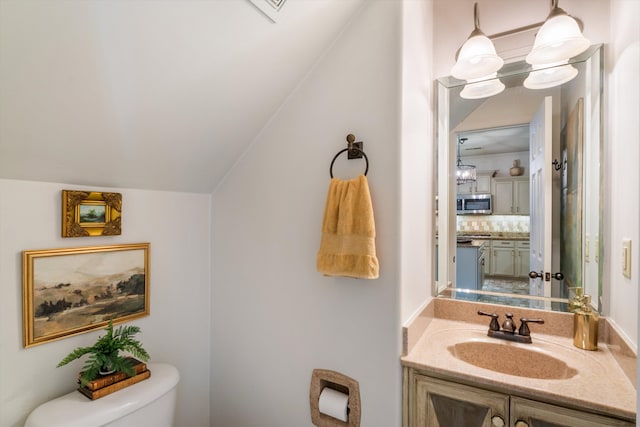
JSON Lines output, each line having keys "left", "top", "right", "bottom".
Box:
{"left": 492, "top": 181, "right": 514, "bottom": 214}
{"left": 475, "top": 175, "right": 492, "bottom": 193}
{"left": 492, "top": 177, "right": 529, "bottom": 214}
{"left": 510, "top": 396, "right": 634, "bottom": 427}
{"left": 414, "top": 375, "right": 509, "bottom": 427}
{"left": 515, "top": 179, "right": 530, "bottom": 214}
{"left": 491, "top": 248, "right": 515, "bottom": 276}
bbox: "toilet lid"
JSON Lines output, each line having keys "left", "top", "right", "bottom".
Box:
{"left": 24, "top": 363, "right": 179, "bottom": 427}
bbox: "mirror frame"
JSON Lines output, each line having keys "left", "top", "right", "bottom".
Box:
{"left": 434, "top": 45, "right": 604, "bottom": 313}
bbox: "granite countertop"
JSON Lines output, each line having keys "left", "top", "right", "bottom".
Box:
{"left": 401, "top": 318, "right": 636, "bottom": 421}
{"left": 456, "top": 239, "right": 488, "bottom": 248}
{"left": 457, "top": 232, "right": 530, "bottom": 241}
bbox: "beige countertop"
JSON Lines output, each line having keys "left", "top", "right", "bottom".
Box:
{"left": 401, "top": 317, "right": 636, "bottom": 422}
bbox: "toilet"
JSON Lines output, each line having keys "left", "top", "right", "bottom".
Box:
{"left": 24, "top": 363, "right": 179, "bottom": 427}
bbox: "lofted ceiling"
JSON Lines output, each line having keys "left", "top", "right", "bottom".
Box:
{"left": 457, "top": 124, "right": 530, "bottom": 157}
{"left": 452, "top": 84, "right": 556, "bottom": 157}
{"left": 0, "top": 0, "right": 364, "bottom": 193}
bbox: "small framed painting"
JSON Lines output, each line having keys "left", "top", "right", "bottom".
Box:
{"left": 23, "top": 243, "right": 150, "bottom": 347}
{"left": 62, "top": 190, "right": 122, "bottom": 237}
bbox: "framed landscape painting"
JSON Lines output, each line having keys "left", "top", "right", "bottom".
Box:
{"left": 23, "top": 243, "right": 149, "bottom": 347}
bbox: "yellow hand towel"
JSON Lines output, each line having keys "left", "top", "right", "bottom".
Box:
{"left": 317, "top": 174, "right": 379, "bottom": 279}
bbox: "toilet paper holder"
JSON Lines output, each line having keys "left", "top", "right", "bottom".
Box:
{"left": 310, "top": 369, "right": 361, "bottom": 427}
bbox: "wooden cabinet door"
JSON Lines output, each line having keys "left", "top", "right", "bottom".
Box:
{"left": 510, "top": 396, "right": 635, "bottom": 427}
{"left": 458, "top": 174, "right": 492, "bottom": 195}
{"left": 491, "top": 248, "right": 515, "bottom": 276}
{"left": 492, "top": 177, "right": 529, "bottom": 214}
{"left": 514, "top": 179, "right": 530, "bottom": 214}
{"left": 413, "top": 375, "right": 509, "bottom": 427}
{"left": 475, "top": 174, "right": 492, "bottom": 194}
{"left": 492, "top": 180, "right": 514, "bottom": 214}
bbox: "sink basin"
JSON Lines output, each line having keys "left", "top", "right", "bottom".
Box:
{"left": 448, "top": 340, "right": 578, "bottom": 379}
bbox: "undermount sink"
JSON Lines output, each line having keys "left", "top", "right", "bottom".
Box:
{"left": 448, "top": 340, "right": 578, "bottom": 380}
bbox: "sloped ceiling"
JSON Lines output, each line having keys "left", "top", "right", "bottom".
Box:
{"left": 0, "top": 0, "right": 364, "bottom": 193}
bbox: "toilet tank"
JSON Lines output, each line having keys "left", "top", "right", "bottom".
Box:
{"left": 25, "top": 363, "right": 179, "bottom": 427}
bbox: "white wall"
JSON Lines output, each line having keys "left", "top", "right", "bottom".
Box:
{"left": 462, "top": 151, "right": 530, "bottom": 178}
{"left": 606, "top": 0, "right": 640, "bottom": 347}
{"left": 0, "top": 179, "right": 211, "bottom": 427}
{"left": 400, "top": 0, "right": 434, "bottom": 323}
{"left": 210, "top": 2, "right": 403, "bottom": 426}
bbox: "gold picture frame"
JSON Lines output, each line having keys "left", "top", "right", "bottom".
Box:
{"left": 23, "top": 243, "right": 150, "bottom": 347}
{"left": 62, "top": 190, "right": 122, "bottom": 237}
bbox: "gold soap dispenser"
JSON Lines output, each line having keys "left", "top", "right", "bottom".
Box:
{"left": 573, "top": 294, "right": 599, "bottom": 350}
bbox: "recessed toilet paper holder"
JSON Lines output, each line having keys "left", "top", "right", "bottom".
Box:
{"left": 310, "top": 369, "right": 361, "bottom": 427}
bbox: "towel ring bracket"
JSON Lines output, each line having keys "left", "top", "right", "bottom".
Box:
{"left": 346, "top": 134, "right": 363, "bottom": 159}
{"left": 330, "top": 134, "right": 369, "bottom": 178}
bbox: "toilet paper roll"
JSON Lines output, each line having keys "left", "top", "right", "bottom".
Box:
{"left": 318, "top": 387, "right": 349, "bottom": 422}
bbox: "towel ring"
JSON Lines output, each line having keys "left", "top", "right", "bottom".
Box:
{"left": 329, "top": 147, "right": 369, "bottom": 178}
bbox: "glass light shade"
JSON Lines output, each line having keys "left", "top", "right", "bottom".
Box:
{"left": 526, "top": 14, "right": 590, "bottom": 65}
{"left": 456, "top": 165, "right": 477, "bottom": 184}
{"left": 524, "top": 62, "right": 578, "bottom": 89}
{"left": 460, "top": 73, "right": 505, "bottom": 99}
{"left": 451, "top": 35, "right": 504, "bottom": 81}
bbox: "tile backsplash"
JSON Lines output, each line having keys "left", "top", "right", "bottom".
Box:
{"left": 457, "top": 215, "right": 529, "bottom": 233}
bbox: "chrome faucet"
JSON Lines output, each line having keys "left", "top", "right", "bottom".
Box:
{"left": 478, "top": 311, "right": 544, "bottom": 344}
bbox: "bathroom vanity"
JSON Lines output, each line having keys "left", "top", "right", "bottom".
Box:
{"left": 404, "top": 372, "right": 633, "bottom": 427}
{"left": 401, "top": 300, "right": 636, "bottom": 427}
{"left": 422, "top": 30, "right": 635, "bottom": 427}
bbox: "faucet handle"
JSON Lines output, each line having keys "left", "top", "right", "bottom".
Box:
{"left": 477, "top": 310, "right": 500, "bottom": 331}
{"left": 518, "top": 318, "right": 545, "bottom": 336}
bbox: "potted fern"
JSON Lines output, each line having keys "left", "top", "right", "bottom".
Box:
{"left": 57, "top": 320, "right": 150, "bottom": 386}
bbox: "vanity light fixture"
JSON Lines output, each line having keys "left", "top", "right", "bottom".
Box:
{"left": 456, "top": 138, "right": 477, "bottom": 185}
{"left": 452, "top": 0, "right": 589, "bottom": 93}
{"left": 451, "top": 3, "right": 504, "bottom": 81}
{"left": 526, "top": 0, "right": 590, "bottom": 67}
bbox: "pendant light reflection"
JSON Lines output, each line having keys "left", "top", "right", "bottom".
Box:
{"left": 456, "top": 138, "right": 477, "bottom": 185}
{"left": 451, "top": 3, "right": 504, "bottom": 81}
{"left": 460, "top": 73, "right": 505, "bottom": 99}
{"left": 524, "top": 61, "right": 578, "bottom": 89}
{"left": 526, "top": 0, "right": 589, "bottom": 66}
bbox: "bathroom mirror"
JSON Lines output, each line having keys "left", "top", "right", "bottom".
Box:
{"left": 434, "top": 45, "right": 603, "bottom": 313}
